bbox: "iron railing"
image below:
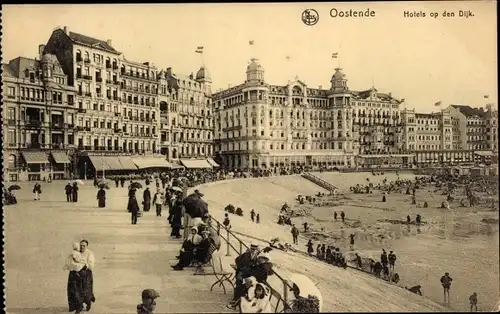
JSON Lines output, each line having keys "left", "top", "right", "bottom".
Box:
{"left": 301, "top": 172, "right": 339, "bottom": 192}
{"left": 207, "top": 215, "right": 293, "bottom": 313}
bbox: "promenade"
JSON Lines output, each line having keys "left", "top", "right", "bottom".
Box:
{"left": 4, "top": 180, "right": 232, "bottom": 313}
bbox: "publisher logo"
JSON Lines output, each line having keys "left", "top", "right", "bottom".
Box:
{"left": 302, "top": 9, "right": 319, "bottom": 26}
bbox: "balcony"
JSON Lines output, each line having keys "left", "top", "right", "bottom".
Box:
{"left": 82, "top": 75, "right": 92, "bottom": 80}
{"left": 96, "top": 77, "right": 103, "bottom": 83}
{"left": 77, "top": 108, "right": 87, "bottom": 113}
{"left": 51, "top": 122, "right": 64, "bottom": 129}
{"left": 84, "top": 58, "right": 91, "bottom": 64}
{"left": 26, "top": 120, "right": 43, "bottom": 128}
{"left": 96, "top": 93, "right": 103, "bottom": 99}
{"left": 113, "top": 96, "right": 120, "bottom": 101}
{"left": 114, "top": 128, "right": 122, "bottom": 134}
{"left": 114, "top": 112, "right": 121, "bottom": 117}
{"left": 7, "top": 119, "right": 16, "bottom": 126}
{"left": 106, "top": 63, "right": 112, "bottom": 69}
{"left": 77, "top": 91, "right": 83, "bottom": 96}
{"left": 76, "top": 55, "right": 83, "bottom": 62}
{"left": 112, "top": 80, "right": 120, "bottom": 86}
{"left": 85, "top": 92, "right": 92, "bottom": 97}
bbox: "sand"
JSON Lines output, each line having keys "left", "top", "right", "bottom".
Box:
{"left": 199, "top": 172, "right": 499, "bottom": 312}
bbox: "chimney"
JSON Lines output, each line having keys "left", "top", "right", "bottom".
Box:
{"left": 189, "top": 72, "right": 194, "bottom": 79}
{"left": 38, "top": 44, "right": 46, "bottom": 60}
{"left": 106, "top": 39, "right": 112, "bottom": 47}
{"left": 318, "top": 85, "right": 322, "bottom": 89}
{"left": 388, "top": 92, "right": 392, "bottom": 97}
{"left": 63, "top": 26, "right": 69, "bottom": 35}
{"left": 166, "top": 67, "right": 172, "bottom": 76}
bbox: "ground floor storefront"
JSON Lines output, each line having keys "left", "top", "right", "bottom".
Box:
{"left": 3, "top": 149, "right": 74, "bottom": 182}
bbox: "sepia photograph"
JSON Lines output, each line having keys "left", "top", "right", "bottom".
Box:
{"left": 1, "top": 2, "right": 498, "bottom": 313}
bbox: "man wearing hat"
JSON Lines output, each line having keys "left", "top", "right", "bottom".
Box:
{"left": 137, "top": 289, "right": 159, "bottom": 314}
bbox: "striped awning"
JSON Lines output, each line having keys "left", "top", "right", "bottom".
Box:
{"left": 22, "top": 151, "right": 49, "bottom": 164}
{"left": 118, "top": 157, "right": 139, "bottom": 171}
{"left": 51, "top": 151, "right": 71, "bottom": 164}
{"left": 180, "top": 159, "right": 212, "bottom": 169}
{"left": 132, "top": 158, "right": 173, "bottom": 169}
{"left": 474, "top": 151, "right": 494, "bottom": 156}
{"left": 105, "top": 157, "right": 124, "bottom": 171}
{"left": 206, "top": 157, "right": 220, "bottom": 167}
{"left": 88, "top": 156, "right": 109, "bottom": 172}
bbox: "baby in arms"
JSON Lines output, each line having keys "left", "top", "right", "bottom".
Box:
{"left": 64, "top": 242, "right": 87, "bottom": 272}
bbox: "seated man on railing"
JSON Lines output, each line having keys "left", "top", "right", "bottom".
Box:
{"left": 193, "top": 230, "right": 218, "bottom": 266}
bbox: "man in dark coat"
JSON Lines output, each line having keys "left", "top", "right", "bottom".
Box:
{"left": 72, "top": 182, "right": 79, "bottom": 202}
{"left": 114, "top": 178, "right": 119, "bottom": 188}
{"left": 170, "top": 198, "right": 183, "bottom": 238}
{"left": 291, "top": 224, "right": 299, "bottom": 245}
{"left": 143, "top": 187, "right": 151, "bottom": 212}
{"left": 97, "top": 188, "right": 106, "bottom": 208}
{"left": 128, "top": 195, "right": 140, "bottom": 225}
{"left": 65, "top": 182, "right": 73, "bottom": 202}
{"left": 120, "top": 177, "right": 125, "bottom": 187}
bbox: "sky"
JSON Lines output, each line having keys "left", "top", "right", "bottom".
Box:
{"left": 2, "top": 2, "right": 497, "bottom": 113}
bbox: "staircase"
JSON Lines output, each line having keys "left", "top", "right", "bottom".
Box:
{"left": 301, "top": 172, "right": 339, "bottom": 193}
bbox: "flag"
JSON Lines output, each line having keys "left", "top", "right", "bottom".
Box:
{"left": 286, "top": 56, "right": 290, "bottom": 60}
{"left": 434, "top": 101, "right": 442, "bottom": 107}
{"left": 249, "top": 40, "right": 254, "bottom": 45}
{"left": 400, "top": 98, "right": 405, "bottom": 102}
{"left": 484, "top": 95, "right": 489, "bottom": 99}
{"left": 332, "top": 52, "right": 338, "bottom": 58}
{"left": 195, "top": 46, "right": 204, "bottom": 54}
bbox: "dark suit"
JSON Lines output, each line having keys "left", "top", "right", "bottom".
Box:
{"left": 128, "top": 197, "right": 140, "bottom": 224}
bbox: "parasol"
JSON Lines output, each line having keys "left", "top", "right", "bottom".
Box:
{"left": 130, "top": 182, "right": 143, "bottom": 189}
{"left": 170, "top": 186, "right": 183, "bottom": 193}
{"left": 75, "top": 179, "right": 84, "bottom": 185}
{"left": 8, "top": 185, "right": 21, "bottom": 191}
{"left": 288, "top": 273, "right": 323, "bottom": 311}
{"left": 183, "top": 195, "right": 208, "bottom": 218}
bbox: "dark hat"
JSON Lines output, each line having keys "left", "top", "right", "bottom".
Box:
{"left": 142, "top": 289, "right": 160, "bottom": 299}
{"left": 250, "top": 244, "right": 259, "bottom": 249}
{"left": 194, "top": 189, "right": 204, "bottom": 197}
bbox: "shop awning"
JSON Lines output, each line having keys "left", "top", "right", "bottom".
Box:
{"left": 132, "top": 158, "right": 173, "bottom": 169}
{"left": 105, "top": 157, "right": 124, "bottom": 171}
{"left": 88, "top": 156, "right": 110, "bottom": 172}
{"left": 22, "top": 151, "right": 49, "bottom": 164}
{"left": 51, "top": 151, "right": 71, "bottom": 164}
{"left": 180, "top": 159, "right": 212, "bottom": 169}
{"left": 206, "top": 157, "right": 220, "bottom": 167}
{"left": 118, "top": 157, "right": 139, "bottom": 171}
{"left": 474, "top": 151, "right": 494, "bottom": 156}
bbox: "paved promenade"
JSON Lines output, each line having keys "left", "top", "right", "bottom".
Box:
{"left": 4, "top": 180, "right": 232, "bottom": 313}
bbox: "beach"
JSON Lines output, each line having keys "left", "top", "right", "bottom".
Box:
{"left": 201, "top": 171, "right": 499, "bottom": 312}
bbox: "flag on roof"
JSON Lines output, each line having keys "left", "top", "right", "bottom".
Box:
{"left": 434, "top": 101, "right": 442, "bottom": 106}
{"left": 332, "top": 52, "right": 338, "bottom": 58}
{"left": 484, "top": 95, "right": 489, "bottom": 99}
{"left": 286, "top": 56, "right": 290, "bottom": 60}
{"left": 195, "top": 46, "right": 204, "bottom": 54}
{"left": 400, "top": 98, "right": 405, "bottom": 102}
{"left": 249, "top": 40, "right": 254, "bottom": 45}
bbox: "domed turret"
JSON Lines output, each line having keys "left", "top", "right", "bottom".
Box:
{"left": 196, "top": 66, "right": 211, "bottom": 82}
{"left": 330, "top": 68, "right": 348, "bottom": 91}
{"left": 246, "top": 58, "right": 265, "bottom": 83}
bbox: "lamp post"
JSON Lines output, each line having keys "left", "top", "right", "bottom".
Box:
{"left": 84, "top": 161, "right": 87, "bottom": 180}
{"left": 101, "top": 153, "right": 105, "bottom": 179}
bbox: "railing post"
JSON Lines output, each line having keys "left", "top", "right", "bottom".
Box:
{"left": 226, "top": 227, "right": 231, "bottom": 256}
{"left": 216, "top": 220, "right": 221, "bottom": 236}
{"left": 283, "top": 281, "right": 288, "bottom": 311}
{"left": 239, "top": 241, "right": 243, "bottom": 255}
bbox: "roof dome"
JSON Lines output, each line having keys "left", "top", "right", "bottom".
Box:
{"left": 247, "top": 58, "right": 264, "bottom": 72}
{"left": 331, "top": 68, "right": 346, "bottom": 81}
{"left": 41, "top": 53, "right": 59, "bottom": 64}
{"left": 196, "top": 66, "right": 211, "bottom": 81}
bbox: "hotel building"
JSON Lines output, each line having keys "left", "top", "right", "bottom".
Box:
{"left": 2, "top": 51, "right": 76, "bottom": 182}
{"left": 212, "top": 59, "right": 407, "bottom": 169}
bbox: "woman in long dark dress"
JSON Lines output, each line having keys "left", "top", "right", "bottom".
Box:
{"left": 170, "top": 199, "right": 183, "bottom": 238}
{"left": 97, "top": 188, "right": 106, "bottom": 208}
{"left": 143, "top": 187, "right": 151, "bottom": 212}
{"left": 72, "top": 182, "right": 79, "bottom": 202}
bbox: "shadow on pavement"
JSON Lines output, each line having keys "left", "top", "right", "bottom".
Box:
{"left": 6, "top": 306, "right": 68, "bottom": 313}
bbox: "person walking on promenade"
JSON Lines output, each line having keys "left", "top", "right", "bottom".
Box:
{"left": 33, "top": 182, "right": 42, "bottom": 201}
{"left": 65, "top": 182, "right": 73, "bottom": 202}
{"left": 250, "top": 209, "right": 256, "bottom": 222}
{"left": 153, "top": 190, "right": 164, "bottom": 217}
{"left": 223, "top": 213, "right": 231, "bottom": 229}
{"left": 340, "top": 211, "right": 345, "bottom": 223}
{"left": 72, "top": 182, "right": 79, "bottom": 203}
{"left": 256, "top": 213, "right": 260, "bottom": 223}
{"left": 143, "top": 187, "right": 151, "bottom": 212}
{"left": 307, "top": 239, "right": 314, "bottom": 256}
{"left": 303, "top": 222, "right": 308, "bottom": 232}
{"left": 114, "top": 178, "right": 119, "bottom": 188}
{"left": 129, "top": 195, "right": 140, "bottom": 225}
{"left": 291, "top": 224, "right": 299, "bottom": 245}
{"left": 334, "top": 212, "right": 338, "bottom": 221}
{"left": 96, "top": 187, "right": 106, "bottom": 208}
{"left": 137, "top": 289, "right": 160, "bottom": 314}
{"left": 381, "top": 249, "right": 388, "bottom": 269}
{"left": 441, "top": 272, "right": 453, "bottom": 304}
{"left": 469, "top": 292, "right": 478, "bottom": 312}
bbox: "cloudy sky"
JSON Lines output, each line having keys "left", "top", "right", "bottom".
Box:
{"left": 3, "top": 2, "right": 497, "bottom": 112}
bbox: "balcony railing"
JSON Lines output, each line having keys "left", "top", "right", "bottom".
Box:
{"left": 85, "top": 92, "right": 92, "bottom": 97}
{"left": 82, "top": 75, "right": 92, "bottom": 80}
{"left": 84, "top": 58, "right": 91, "bottom": 64}
{"left": 51, "top": 122, "right": 64, "bottom": 129}
{"left": 106, "top": 63, "right": 112, "bottom": 69}
{"left": 96, "top": 77, "right": 103, "bottom": 82}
